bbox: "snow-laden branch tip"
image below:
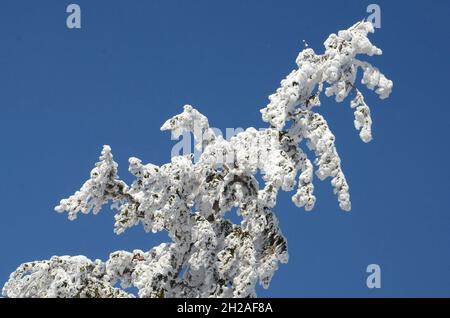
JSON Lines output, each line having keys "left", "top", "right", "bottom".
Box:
{"left": 3, "top": 21, "right": 392, "bottom": 298}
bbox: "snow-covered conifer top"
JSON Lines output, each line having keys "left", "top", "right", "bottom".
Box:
{"left": 3, "top": 21, "right": 392, "bottom": 298}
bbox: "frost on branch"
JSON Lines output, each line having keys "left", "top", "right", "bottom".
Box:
{"left": 2, "top": 256, "right": 133, "bottom": 298}
{"left": 54, "top": 145, "right": 129, "bottom": 221}
{"left": 3, "top": 21, "right": 392, "bottom": 298}
{"left": 351, "top": 89, "right": 373, "bottom": 143}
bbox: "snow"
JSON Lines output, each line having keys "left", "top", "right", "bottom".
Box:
{"left": 3, "top": 21, "right": 392, "bottom": 298}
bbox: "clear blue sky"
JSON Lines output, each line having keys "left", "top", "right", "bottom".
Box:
{"left": 1, "top": 0, "right": 449, "bottom": 297}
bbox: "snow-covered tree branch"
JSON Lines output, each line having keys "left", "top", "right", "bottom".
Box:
{"left": 3, "top": 21, "right": 392, "bottom": 298}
